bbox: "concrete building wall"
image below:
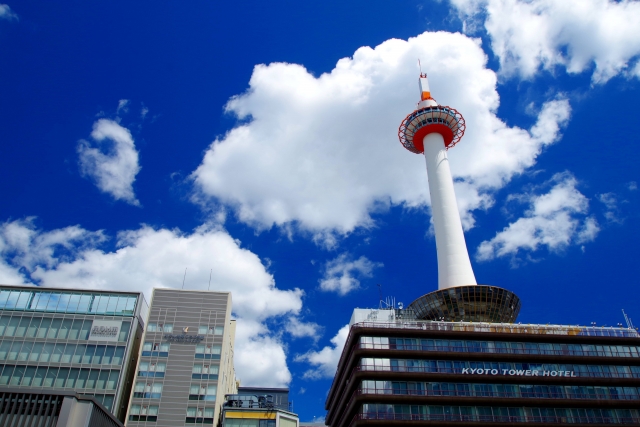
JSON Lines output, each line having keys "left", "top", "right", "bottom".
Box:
{"left": 126, "top": 289, "right": 237, "bottom": 427}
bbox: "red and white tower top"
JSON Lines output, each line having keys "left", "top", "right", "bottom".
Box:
{"left": 398, "top": 73, "right": 466, "bottom": 153}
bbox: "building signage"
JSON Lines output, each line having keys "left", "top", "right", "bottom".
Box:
{"left": 88, "top": 320, "right": 122, "bottom": 342}
{"left": 462, "top": 368, "right": 576, "bottom": 377}
{"left": 163, "top": 333, "right": 204, "bottom": 343}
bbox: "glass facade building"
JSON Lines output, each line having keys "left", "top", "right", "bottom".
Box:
{"left": 0, "top": 285, "right": 147, "bottom": 422}
{"left": 325, "top": 309, "right": 640, "bottom": 427}
{"left": 125, "top": 288, "right": 238, "bottom": 427}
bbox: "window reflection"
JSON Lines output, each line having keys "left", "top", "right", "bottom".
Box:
{"left": 0, "top": 289, "right": 138, "bottom": 317}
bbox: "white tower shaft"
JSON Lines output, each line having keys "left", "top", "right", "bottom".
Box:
{"left": 423, "top": 132, "right": 477, "bottom": 289}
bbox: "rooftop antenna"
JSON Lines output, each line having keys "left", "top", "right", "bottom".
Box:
{"left": 182, "top": 268, "right": 188, "bottom": 290}
{"left": 418, "top": 59, "right": 426, "bottom": 78}
{"left": 208, "top": 269, "right": 212, "bottom": 291}
{"left": 377, "top": 284, "right": 383, "bottom": 307}
{"left": 622, "top": 309, "right": 635, "bottom": 329}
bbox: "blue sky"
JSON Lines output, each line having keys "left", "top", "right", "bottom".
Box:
{"left": 1, "top": 0, "right": 640, "bottom": 421}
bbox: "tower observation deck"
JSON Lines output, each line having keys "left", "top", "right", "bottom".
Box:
{"left": 398, "top": 73, "right": 520, "bottom": 323}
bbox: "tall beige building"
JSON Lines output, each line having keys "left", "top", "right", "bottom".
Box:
{"left": 125, "top": 289, "right": 238, "bottom": 426}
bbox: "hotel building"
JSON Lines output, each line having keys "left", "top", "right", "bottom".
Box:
{"left": 325, "top": 308, "right": 640, "bottom": 427}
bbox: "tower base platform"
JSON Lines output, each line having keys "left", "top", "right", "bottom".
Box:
{"left": 408, "top": 285, "right": 521, "bottom": 323}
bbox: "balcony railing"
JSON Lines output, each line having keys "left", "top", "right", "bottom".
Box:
{"left": 358, "top": 363, "right": 640, "bottom": 379}
{"left": 350, "top": 413, "right": 640, "bottom": 425}
{"left": 356, "top": 386, "right": 640, "bottom": 401}
{"left": 356, "top": 343, "right": 639, "bottom": 358}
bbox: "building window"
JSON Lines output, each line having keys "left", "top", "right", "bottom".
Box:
{"left": 0, "top": 315, "right": 129, "bottom": 342}
{"left": 142, "top": 342, "right": 170, "bottom": 357}
{"left": 130, "top": 404, "right": 159, "bottom": 422}
{"left": 189, "top": 384, "right": 217, "bottom": 401}
{"left": 0, "top": 290, "right": 137, "bottom": 316}
{"left": 133, "top": 381, "right": 163, "bottom": 398}
{"left": 224, "top": 420, "right": 259, "bottom": 427}
{"left": 4, "top": 343, "right": 129, "bottom": 365}
{"left": 359, "top": 336, "right": 640, "bottom": 358}
{"left": 195, "top": 344, "right": 221, "bottom": 359}
{"left": 198, "top": 325, "right": 224, "bottom": 335}
{"left": 155, "top": 323, "right": 174, "bottom": 333}
{"left": 359, "top": 358, "right": 640, "bottom": 380}
{"left": 147, "top": 323, "right": 158, "bottom": 332}
{"left": 186, "top": 407, "right": 214, "bottom": 424}
{"left": 359, "top": 404, "right": 640, "bottom": 424}
{"left": 358, "top": 380, "right": 640, "bottom": 399}
{"left": 139, "top": 362, "right": 166, "bottom": 378}
{"left": 0, "top": 365, "right": 120, "bottom": 390}
{"left": 192, "top": 364, "right": 219, "bottom": 380}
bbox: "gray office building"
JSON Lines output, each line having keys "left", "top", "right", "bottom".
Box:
{"left": 0, "top": 284, "right": 147, "bottom": 422}
{"left": 126, "top": 288, "right": 238, "bottom": 426}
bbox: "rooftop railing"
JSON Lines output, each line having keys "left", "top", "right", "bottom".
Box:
{"left": 353, "top": 321, "right": 639, "bottom": 338}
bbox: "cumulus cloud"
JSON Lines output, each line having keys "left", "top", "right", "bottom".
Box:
{"left": 295, "top": 324, "right": 349, "bottom": 380}
{"left": 0, "top": 218, "right": 106, "bottom": 274}
{"left": 476, "top": 173, "right": 599, "bottom": 262}
{"left": 319, "top": 253, "right": 382, "bottom": 295}
{"left": 77, "top": 119, "right": 141, "bottom": 206}
{"left": 0, "top": 219, "right": 303, "bottom": 387}
{"left": 0, "top": 4, "right": 18, "bottom": 20}
{"left": 191, "top": 31, "right": 570, "bottom": 243}
{"left": 451, "top": 0, "right": 640, "bottom": 82}
{"left": 285, "top": 316, "right": 322, "bottom": 341}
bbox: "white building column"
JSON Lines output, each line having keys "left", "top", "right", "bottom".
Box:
{"left": 423, "top": 132, "right": 477, "bottom": 289}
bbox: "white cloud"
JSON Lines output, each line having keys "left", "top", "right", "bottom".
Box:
{"left": 0, "top": 218, "right": 107, "bottom": 272}
{"left": 319, "top": 253, "right": 382, "bottom": 295}
{"left": 451, "top": 0, "right": 640, "bottom": 82}
{"left": 295, "top": 324, "right": 349, "bottom": 380}
{"left": 233, "top": 319, "right": 293, "bottom": 387}
{"left": 627, "top": 181, "right": 637, "bottom": 191}
{"left": 0, "top": 219, "right": 303, "bottom": 387}
{"left": 77, "top": 119, "right": 142, "bottom": 206}
{"left": 476, "top": 173, "right": 599, "bottom": 262}
{"left": 117, "top": 99, "right": 130, "bottom": 115}
{"left": 0, "top": 4, "right": 18, "bottom": 20}
{"left": 191, "top": 31, "right": 570, "bottom": 242}
{"left": 285, "top": 316, "right": 322, "bottom": 341}
{"left": 598, "top": 192, "right": 624, "bottom": 224}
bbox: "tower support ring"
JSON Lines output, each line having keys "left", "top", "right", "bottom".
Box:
{"left": 408, "top": 285, "right": 521, "bottom": 323}
{"left": 399, "top": 106, "right": 465, "bottom": 153}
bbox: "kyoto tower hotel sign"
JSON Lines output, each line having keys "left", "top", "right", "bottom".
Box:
{"left": 398, "top": 73, "right": 521, "bottom": 323}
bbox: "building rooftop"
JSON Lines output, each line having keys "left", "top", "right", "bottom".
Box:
{"left": 350, "top": 307, "right": 638, "bottom": 338}
{"left": 352, "top": 319, "right": 639, "bottom": 338}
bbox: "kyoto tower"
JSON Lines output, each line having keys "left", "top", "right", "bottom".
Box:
{"left": 398, "top": 73, "right": 521, "bottom": 323}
